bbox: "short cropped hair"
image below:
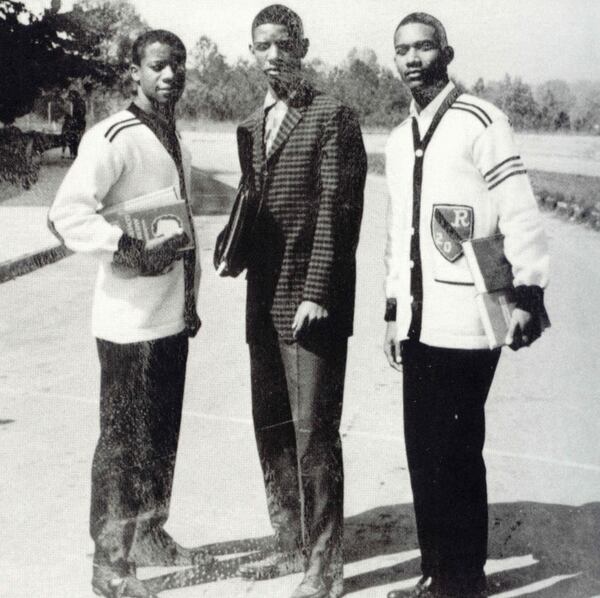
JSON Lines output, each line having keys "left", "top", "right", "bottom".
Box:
{"left": 131, "top": 30, "right": 187, "bottom": 65}
{"left": 252, "top": 4, "right": 304, "bottom": 41}
{"left": 395, "top": 12, "right": 449, "bottom": 48}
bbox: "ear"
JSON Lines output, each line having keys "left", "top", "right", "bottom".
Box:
{"left": 443, "top": 45, "right": 455, "bottom": 67}
{"left": 299, "top": 38, "right": 309, "bottom": 59}
{"left": 130, "top": 63, "right": 140, "bottom": 84}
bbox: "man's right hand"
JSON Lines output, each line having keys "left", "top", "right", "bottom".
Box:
{"left": 113, "top": 232, "right": 188, "bottom": 277}
{"left": 384, "top": 321, "right": 403, "bottom": 371}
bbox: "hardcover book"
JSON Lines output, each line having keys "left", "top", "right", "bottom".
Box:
{"left": 99, "top": 186, "right": 194, "bottom": 250}
{"left": 463, "top": 234, "right": 516, "bottom": 349}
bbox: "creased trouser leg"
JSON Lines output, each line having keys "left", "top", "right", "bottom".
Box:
{"left": 279, "top": 336, "right": 347, "bottom": 585}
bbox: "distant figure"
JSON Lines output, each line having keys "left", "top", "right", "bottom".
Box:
{"left": 61, "top": 90, "right": 86, "bottom": 158}
{"left": 60, "top": 113, "right": 75, "bottom": 158}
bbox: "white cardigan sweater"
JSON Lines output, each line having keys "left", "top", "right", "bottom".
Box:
{"left": 385, "top": 83, "right": 549, "bottom": 349}
{"left": 49, "top": 109, "right": 200, "bottom": 343}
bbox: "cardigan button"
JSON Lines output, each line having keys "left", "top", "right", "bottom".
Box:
{"left": 415, "top": 148, "right": 424, "bottom": 158}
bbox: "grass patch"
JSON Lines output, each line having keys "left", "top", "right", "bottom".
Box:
{"left": 529, "top": 170, "right": 600, "bottom": 211}
{"left": 367, "top": 152, "right": 600, "bottom": 224}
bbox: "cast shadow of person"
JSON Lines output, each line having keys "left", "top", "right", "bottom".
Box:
{"left": 143, "top": 501, "right": 600, "bottom": 597}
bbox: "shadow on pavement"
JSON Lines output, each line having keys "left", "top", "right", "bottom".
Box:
{"left": 143, "top": 502, "right": 600, "bottom": 597}
{"left": 190, "top": 166, "right": 237, "bottom": 216}
{"left": 0, "top": 419, "right": 15, "bottom": 426}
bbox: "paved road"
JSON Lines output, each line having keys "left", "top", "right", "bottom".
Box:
{"left": 1, "top": 170, "right": 599, "bottom": 595}
{"left": 184, "top": 130, "right": 600, "bottom": 177}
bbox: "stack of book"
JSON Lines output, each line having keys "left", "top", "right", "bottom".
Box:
{"left": 99, "top": 185, "right": 194, "bottom": 250}
{"left": 463, "top": 234, "right": 517, "bottom": 349}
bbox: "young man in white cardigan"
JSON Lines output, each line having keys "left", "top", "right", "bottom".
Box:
{"left": 49, "top": 30, "right": 208, "bottom": 598}
{"left": 383, "top": 13, "right": 549, "bottom": 598}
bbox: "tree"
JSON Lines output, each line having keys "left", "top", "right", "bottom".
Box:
{"left": 472, "top": 77, "right": 486, "bottom": 97}
{"left": 60, "top": 0, "right": 149, "bottom": 119}
{"left": 180, "top": 36, "right": 266, "bottom": 121}
{"left": 180, "top": 36, "right": 231, "bottom": 120}
{"left": 0, "top": 0, "right": 113, "bottom": 125}
{"left": 477, "top": 75, "right": 540, "bottom": 130}
{"left": 535, "top": 80, "right": 574, "bottom": 130}
{"left": 570, "top": 81, "right": 600, "bottom": 134}
{"left": 324, "top": 48, "right": 409, "bottom": 127}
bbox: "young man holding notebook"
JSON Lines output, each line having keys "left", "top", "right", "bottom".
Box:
{"left": 383, "top": 13, "right": 549, "bottom": 598}
{"left": 49, "top": 30, "right": 207, "bottom": 598}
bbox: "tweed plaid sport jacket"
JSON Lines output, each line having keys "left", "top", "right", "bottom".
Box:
{"left": 237, "top": 82, "right": 367, "bottom": 343}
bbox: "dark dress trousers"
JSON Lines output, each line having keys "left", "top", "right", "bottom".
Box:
{"left": 90, "top": 334, "right": 188, "bottom": 565}
{"left": 401, "top": 339, "right": 501, "bottom": 593}
{"left": 238, "top": 82, "right": 367, "bottom": 588}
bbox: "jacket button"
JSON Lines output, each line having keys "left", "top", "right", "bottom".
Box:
{"left": 415, "top": 148, "right": 424, "bottom": 158}
{"left": 409, "top": 260, "right": 415, "bottom": 268}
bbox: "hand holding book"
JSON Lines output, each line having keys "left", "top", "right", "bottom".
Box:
{"left": 113, "top": 231, "right": 189, "bottom": 277}
{"left": 463, "top": 235, "right": 549, "bottom": 349}
{"left": 100, "top": 186, "right": 194, "bottom": 251}
{"left": 504, "top": 284, "right": 547, "bottom": 350}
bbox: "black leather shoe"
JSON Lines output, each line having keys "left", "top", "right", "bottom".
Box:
{"left": 129, "top": 530, "right": 215, "bottom": 567}
{"left": 92, "top": 562, "right": 157, "bottom": 598}
{"left": 290, "top": 574, "right": 329, "bottom": 598}
{"left": 237, "top": 550, "right": 304, "bottom": 580}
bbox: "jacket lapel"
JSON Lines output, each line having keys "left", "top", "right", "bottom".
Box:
{"left": 266, "top": 105, "right": 303, "bottom": 160}
{"left": 266, "top": 80, "right": 315, "bottom": 160}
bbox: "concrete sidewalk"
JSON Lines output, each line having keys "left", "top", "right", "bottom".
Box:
{"left": 0, "top": 206, "right": 61, "bottom": 263}
{"left": 1, "top": 158, "right": 600, "bottom": 595}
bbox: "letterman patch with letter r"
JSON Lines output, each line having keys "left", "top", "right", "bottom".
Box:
{"left": 431, "top": 204, "right": 474, "bottom": 262}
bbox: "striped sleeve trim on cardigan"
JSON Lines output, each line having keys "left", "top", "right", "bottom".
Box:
{"left": 484, "top": 155, "right": 527, "bottom": 190}
{"left": 104, "top": 118, "right": 143, "bottom": 142}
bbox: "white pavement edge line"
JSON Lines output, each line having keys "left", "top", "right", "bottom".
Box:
{"left": 492, "top": 573, "right": 581, "bottom": 598}
{"left": 7, "top": 387, "right": 600, "bottom": 475}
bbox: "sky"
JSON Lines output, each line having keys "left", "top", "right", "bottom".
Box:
{"left": 24, "top": 0, "right": 600, "bottom": 85}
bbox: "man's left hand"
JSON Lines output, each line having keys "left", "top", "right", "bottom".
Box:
{"left": 292, "top": 301, "right": 329, "bottom": 339}
{"left": 505, "top": 307, "right": 541, "bottom": 350}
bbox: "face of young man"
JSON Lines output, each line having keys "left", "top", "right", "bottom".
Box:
{"left": 131, "top": 41, "right": 186, "bottom": 110}
{"left": 394, "top": 22, "right": 448, "bottom": 91}
{"left": 250, "top": 23, "right": 307, "bottom": 96}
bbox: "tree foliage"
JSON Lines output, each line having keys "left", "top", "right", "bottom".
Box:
{"left": 0, "top": 0, "right": 114, "bottom": 125}
{"left": 178, "top": 36, "right": 264, "bottom": 121}
{"left": 470, "top": 75, "right": 600, "bottom": 133}
{"left": 179, "top": 40, "right": 412, "bottom": 127}
{"left": 65, "top": 0, "right": 148, "bottom": 95}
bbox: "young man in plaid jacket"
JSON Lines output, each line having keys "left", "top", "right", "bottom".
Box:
{"left": 234, "top": 5, "right": 367, "bottom": 598}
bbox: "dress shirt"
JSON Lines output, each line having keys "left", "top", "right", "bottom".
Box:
{"left": 264, "top": 89, "right": 288, "bottom": 156}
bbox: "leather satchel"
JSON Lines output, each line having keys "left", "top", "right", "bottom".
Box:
{"left": 213, "top": 172, "right": 261, "bottom": 277}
